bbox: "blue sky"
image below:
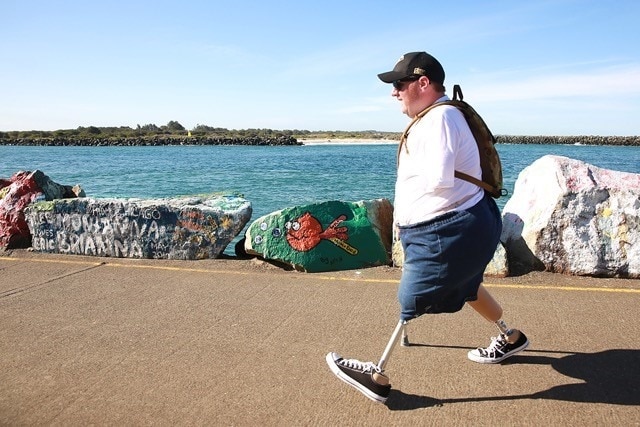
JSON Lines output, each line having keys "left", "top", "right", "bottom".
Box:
{"left": 2, "top": 0, "right": 639, "bottom": 136}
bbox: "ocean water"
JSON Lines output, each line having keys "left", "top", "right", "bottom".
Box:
{"left": 2, "top": 142, "right": 639, "bottom": 254}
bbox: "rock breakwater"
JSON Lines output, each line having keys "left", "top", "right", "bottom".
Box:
{"left": 0, "top": 135, "right": 301, "bottom": 147}
{"left": 495, "top": 135, "right": 639, "bottom": 146}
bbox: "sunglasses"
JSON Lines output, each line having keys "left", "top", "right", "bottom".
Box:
{"left": 392, "top": 76, "right": 420, "bottom": 91}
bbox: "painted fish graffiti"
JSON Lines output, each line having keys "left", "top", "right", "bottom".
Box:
{"left": 285, "top": 212, "right": 358, "bottom": 255}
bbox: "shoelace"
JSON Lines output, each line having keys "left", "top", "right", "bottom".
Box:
{"left": 480, "top": 334, "right": 508, "bottom": 356}
{"left": 338, "top": 357, "right": 381, "bottom": 374}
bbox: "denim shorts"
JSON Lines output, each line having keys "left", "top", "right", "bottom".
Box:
{"left": 397, "top": 193, "right": 502, "bottom": 321}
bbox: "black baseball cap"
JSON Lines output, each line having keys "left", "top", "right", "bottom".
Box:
{"left": 378, "top": 51, "right": 445, "bottom": 84}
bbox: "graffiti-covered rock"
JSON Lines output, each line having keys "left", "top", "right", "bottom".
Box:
{"left": 502, "top": 155, "right": 640, "bottom": 278}
{"left": 24, "top": 194, "right": 252, "bottom": 260}
{"left": 244, "top": 199, "right": 393, "bottom": 272}
{"left": 0, "top": 170, "right": 83, "bottom": 249}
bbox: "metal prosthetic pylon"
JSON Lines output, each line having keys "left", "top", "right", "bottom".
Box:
{"left": 377, "top": 319, "right": 407, "bottom": 372}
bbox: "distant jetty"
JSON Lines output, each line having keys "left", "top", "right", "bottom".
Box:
{"left": 0, "top": 134, "right": 638, "bottom": 147}
{"left": 0, "top": 135, "right": 301, "bottom": 147}
{"left": 495, "top": 135, "right": 639, "bottom": 146}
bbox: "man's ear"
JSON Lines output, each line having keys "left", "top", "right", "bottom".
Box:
{"left": 419, "top": 76, "right": 431, "bottom": 90}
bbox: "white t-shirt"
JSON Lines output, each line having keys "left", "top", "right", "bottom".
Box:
{"left": 394, "top": 96, "right": 484, "bottom": 227}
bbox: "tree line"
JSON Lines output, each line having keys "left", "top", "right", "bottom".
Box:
{"left": 0, "top": 121, "right": 401, "bottom": 142}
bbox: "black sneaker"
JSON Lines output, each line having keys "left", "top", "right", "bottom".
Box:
{"left": 467, "top": 331, "right": 529, "bottom": 364}
{"left": 325, "top": 352, "right": 391, "bottom": 403}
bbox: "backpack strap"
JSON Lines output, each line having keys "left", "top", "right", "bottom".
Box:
{"left": 453, "top": 170, "right": 498, "bottom": 195}
{"left": 396, "top": 103, "right": 439, "bottom": 162}
{"left": 398, "top": 84, "right": 466, "bottom": 159}
{"left": 452, "top": 84, "right": 464, "bottom": 101}
{"left": 397, "top": 98, "right": 460, "bottom": 162}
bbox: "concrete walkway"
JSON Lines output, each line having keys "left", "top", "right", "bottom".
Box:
{"left": 1, "top": 251, "right": 639, "bottom": 425}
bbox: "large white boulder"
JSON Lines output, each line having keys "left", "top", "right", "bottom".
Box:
{"left": 501, "top": 155, "right": 640, "bottom": 278}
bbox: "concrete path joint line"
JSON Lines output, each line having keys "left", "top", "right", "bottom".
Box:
{"left": 0, "top": 261, "right": 106, "bottom": 299}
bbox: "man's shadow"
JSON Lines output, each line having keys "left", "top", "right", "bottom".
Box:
{"left": 386, "top": 347, "right": 640, "bottom": 411}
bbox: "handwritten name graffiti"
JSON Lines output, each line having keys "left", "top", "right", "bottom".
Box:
{"left": 29, "top": 205, "right": 175, "bottom": 258}
{"left": 86, "top": 204, "right": 163, "bottom": 220}
{"left": 26, "top": 198, "right": 250, "bottom": 260}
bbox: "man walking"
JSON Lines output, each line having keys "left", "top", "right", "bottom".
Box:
{"left": 326, "top": 51, "right": 529, "bottom": 404}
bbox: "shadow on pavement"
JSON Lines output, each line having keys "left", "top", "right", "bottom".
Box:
{"left": 387, "top": 349, "right": 640, "bottom": 411}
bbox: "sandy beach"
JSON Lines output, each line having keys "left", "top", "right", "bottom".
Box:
{"left": 299, "top": 138, "right": 399, "bottom": 145}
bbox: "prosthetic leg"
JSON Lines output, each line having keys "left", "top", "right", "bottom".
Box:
{"left": 402, "top": 322, "right": 410, "bottom": 346}
{"left": 468, "top": 284, "right": 520, "bottom": 343}
{"left": 377, "top": 319, "right": 407, "bottom": 372}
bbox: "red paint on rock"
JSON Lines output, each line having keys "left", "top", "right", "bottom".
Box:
{"left": 0, "top": 171, "right": 45, "bottom": 248}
